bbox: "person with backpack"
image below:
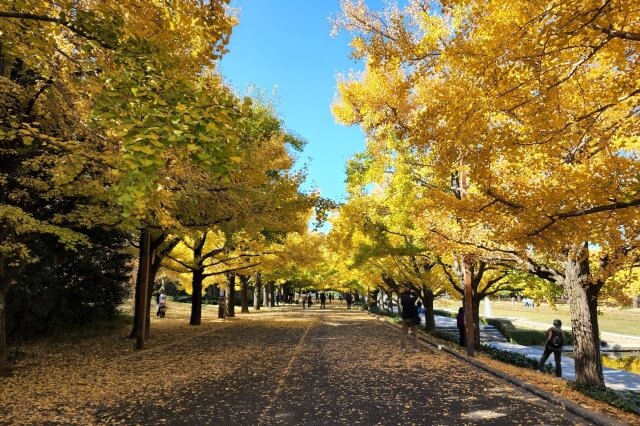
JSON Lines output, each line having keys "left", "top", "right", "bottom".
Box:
{"left": 538, "top": 319, "right": 563, "bottom": 377}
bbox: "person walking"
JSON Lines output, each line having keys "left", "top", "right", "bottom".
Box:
{"left": 320, "top": 292, "right": 326, "bottom": 309}
{"left": 538, "top": 319, "right": 564, "bottom": 377}
{"left": 456, "top": 307, "right": 465, "bottom": 347}
{"left": 154, "top": 289, "right": 162, "bottom": 317}
{"left": 157, "top": 289, "right": 167, "bottom": 318}
{"left": 400, "top": 288, "right": 420, "bottom": 352}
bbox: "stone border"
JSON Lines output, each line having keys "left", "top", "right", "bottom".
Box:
{"left": 374, "top": 314, "right": 627, "bottom": 426}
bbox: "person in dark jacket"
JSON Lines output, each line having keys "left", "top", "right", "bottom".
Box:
{"left": 538, "top": 319, "right": 563, "bottom": 377}
{"left": 345, "top": 292, "right": 353, "bottom": 309}
{"left": 456, "top": 307, "right": 465, "bottom": 347}
{"left": 400, "top": 288, "right": 420, "bottom": 352}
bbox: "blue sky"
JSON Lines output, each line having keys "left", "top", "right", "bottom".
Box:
{"left": 219, "top": 1, "right": 378, "bottom": 203}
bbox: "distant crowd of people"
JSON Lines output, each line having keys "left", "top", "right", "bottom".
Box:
{"left": 288, "top": 291, "right": 357, "bottom": 309}
{"left": 522, "top": 297, "right": 535, "bottom": 308}
{"left": 244, "top": 285, "right": 566, "bottom": 380}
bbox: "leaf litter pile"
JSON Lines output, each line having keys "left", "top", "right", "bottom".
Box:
{"left": 0, "top": 303, "right": 637, "bottom": 425}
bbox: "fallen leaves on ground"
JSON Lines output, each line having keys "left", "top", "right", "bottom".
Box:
{"left": 430, "top": 339, "right": 639, "bottom": 425}
{"left": 0, "top": 303, "right": 636, "bottom": 425}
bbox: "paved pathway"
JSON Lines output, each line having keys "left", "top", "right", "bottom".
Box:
{"left": 94, "top": 306, "right": 604, "bottom": 425}
{"left": 433, "top": 314, "right": 640, "bottom": 392}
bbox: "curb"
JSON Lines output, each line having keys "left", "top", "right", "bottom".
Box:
{"left": 373, "top": 314, "right": 627, "bottom": 426}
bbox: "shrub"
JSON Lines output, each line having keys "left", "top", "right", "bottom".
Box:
{"left": 174, "top": 294, "right": 192, "bottom": 303}
{"left": 368, "top": 305, "right": 396, "bottom": 318}
{"left": 7, "top": 230, "right": 132, "bottom": 341}
{"left": 507, "top": 329, "right": 547, "bottom": 346}
{"left": 428, "top": 329, "right": 457, "bottom": 342}
{"left": 433, "top": 309, "right": 455, "bottom": 318}
{"left": 569, "top": 383, "right": 640, "bottom": 414}
{"left": 483, "top": 317, "right": 573, "bottom": 346}
{"left": 480, "top": 344, "right": 540, "bottom": 369}
{"left": 432, "top": 309, "right": 638, "bottom": 415}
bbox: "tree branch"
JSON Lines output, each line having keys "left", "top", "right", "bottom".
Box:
{"left": 527, "top": 197, "right": 640, "bottom": 236}
{"left": 0, "top": 11, "right": 117, "bottom": 49}
{"left": 594, "top": 25, "right": 640, "bottom": 42}
{"left": 202, "top": 262, "right": 261, "bottom": 278}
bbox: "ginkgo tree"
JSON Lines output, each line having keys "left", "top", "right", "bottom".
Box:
{"left": 260, "top": 232, "right": 327, "bottom": 290}
{"left": 335, "top": 135, "right": 528, "bottom": 338}
{"left": 0, "top": 72, "right": 99, "bottom": 369}
{"left": 329, "top": 177, "right": 453, "bottom": 330}
{"left": 602, "top": 267, "right": 640, "bottom": 308}
{"left": 156, "top": 100, "right": 314, "bottom": 324}
{"left": 163, "top": 230, "right": 258, "bottom": 324}
{"left": 0, "top": 0, "right": 245, "bottom": 353}
{"left": 2, "top": 0, "right": 239, "bottom": 217}
{"left": 333, "top": 0, "right": 640, "bottom": 385}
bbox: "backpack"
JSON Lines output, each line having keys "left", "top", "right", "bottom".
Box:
{"left": 548, "top": 330, "right": 563, "bottom": 349}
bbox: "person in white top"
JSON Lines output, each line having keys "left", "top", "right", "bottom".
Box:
{"left": 157, "top": 289, "right": 167, "bottom": 318}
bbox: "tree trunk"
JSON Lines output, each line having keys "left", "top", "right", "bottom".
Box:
{"left": 262, "top": 286, "right": 267, "bottom": 308}
{"left": 264, "top": 281, "right": 271, "bottom": 308}
{"left": 227, "top": 273, "right": 236, "bottom": 318}
{"left": 421, "top": 288, "right": 436, "bottom": 332}
{"left": 463, "top": 256, "right": 475, "bottom": 356}
{"left": 190, "top": 269, "right": 204, "bottom": 325}
{"left": 254, "top": 273, "right": 262, "bottom": 310}
{"left": 564, "top": 249, "right": 604, "bottom": 386}
{"left": 0, "top": 286, "right": 7, "bottom": 371}
{"left": 269, "top": 281, "right": 276, "bottom": 308}
{"left": 128, "top": 253, "right": 144, "bottom": 339}
{"left": 135, "top": 229, "right": 151, "bottom": 349}
{"left": 129, "top": 232, "right": 167, "bottom": 339}
{"left": 144, "top": 256, "right": 163, "bottom": 338}
{"left": 369, "top": 288, "right": 378, "bottom": 310}
{"left": 240, "top": 275, "right": 250, "bottom": 313}
{"left": 0, "top": 42, "right": 5, "bottom": 76}
{"left": 472, "top": 297, "right": 481, "bottom": 348}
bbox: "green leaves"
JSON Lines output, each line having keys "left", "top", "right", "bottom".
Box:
{"left": 0, "top": 205, "right": 89, "bottom": 254}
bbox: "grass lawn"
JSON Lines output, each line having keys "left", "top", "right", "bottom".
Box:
{"left": 434, "top": 299, "right": 640, "bottom": 336}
